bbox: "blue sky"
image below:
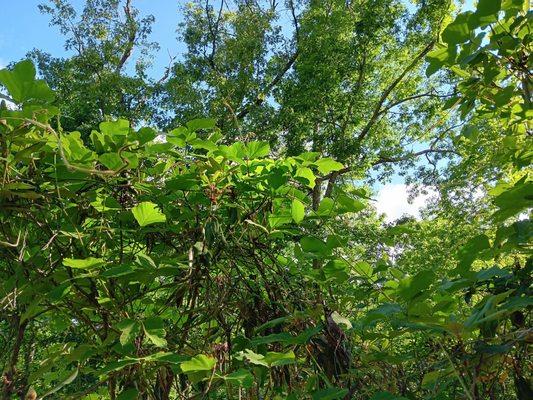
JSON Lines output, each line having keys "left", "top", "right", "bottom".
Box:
{"left": 0, "top": 0, "right": 474, "bottom": 72}
{"left": 0, "top": 0, "right": 185, "bottom": 76}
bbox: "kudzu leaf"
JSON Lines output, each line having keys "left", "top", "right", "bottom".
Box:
{"left": 180, "top": 354, "right": 216, "bottom": 373}
{"left": 295, "top": 167, "right": 316, "bottom": 188}
{"left": 337, "top": 194, "right": 364, "bottom": 213}
{"left": 470, "top": 0, "right": 501, "bottom": 28}
{"left": 117, "top": 389, "right": 139, "bottom": 400}
{"left": 40, "top": 368, "right": 78, "bottom": 399}
{"left": 291, "top": 199, "right": 305, "bottom": 223}
{"left": 223, "top": 369, "right": 254, "bottom": 388}
{"left": 263, "top": 350, "right": 296, "bottom": 367}
{"left": 315, "top": 158, "right": 344, "bottom": 175}
{"left": 312, "top": 387, "right": 349, "bottom": 400}
{"left": 186, "top": 118, "right": 216, "bottom": 132}
{"left": 136, "top": 127, "right": 157, "bottom": 145}
{"left": 100, "top": 119, "right": 130, "bottom": 136}
{"left": 246, "top": 141, "right": 270, "bottom": 158}
{"left": 301, "top": 236, "right": 329, "bottom": 256}
{"left": 352, "top": 261, "right": 373, "bottom": 277}
{"left": 0, "top": 60, "right": 55, "bottom": 104}
{"left": 143, "top": 317, "right": 167, "bottom": 347}
{"left": 116, "top": 319, "right": 139, "bottom": 346}
{"left": 63, "top": 257, "right": 105, "bottom": 269}
{"left": 316, "top": 198, "right": 335, "bottom": 216}
{"left": 442, "top": 12, "right": 472, "bottom": 45}
{"left": 99, "top": 153, "right": 124, "bottom": 170}
{"left": 132, "top": 202, "right": 166, "bottom": 227}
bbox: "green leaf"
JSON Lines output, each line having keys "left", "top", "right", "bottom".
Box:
{"left": 398, "top": 270, "right": 435, "bottom": 301}
{"left": 315, "top": 158, "right": 344, "bottom": 175}
{"left": 337, "top": 194, "right": 364, "bottom": 213}
{"left": 502, "top": 0, "right": 527, "bottom": 12}
{"left": 291, "top": 199, "right": 305, "bottom": 223}
{"left": 144, "top": 352, "right": 188, "bottom": 364}
{"left": 100, "top": 119, "right": 130, "bottom": 136}
{"left": 295, "top": 167, "right": 316, "bottom": 188}
{"left": 246, "top": 141, "right": 270, "bottom": 158}
{"left": 190, "top": 138, "right": 218, "bottom": 152}
{"left": 48, "top": 283, "right": 71, "bottom": 302}
{"left": 470, "top": 0, "right": 501, "bottom": 28}
{"left": 101, "top": 265, "right": 136, "bottom": 278}
{"left": 166, "top": 174, "right": 199, "bottom": 191}
{"left": 223, "top": 369, "right": 254, "bottom": 388}
{"left": 250, "top": 332, "right": 294, "bottom": 346}
{"left": 316, "top": 197, "right": 335, "bottom": 216}
{"left": 136, "top": 127, "right": 157, "bottom": 145}
{"left": 370, "top": 392, "right": 409, "bottom": 400}
{"left": 116, "top": 319, "right": 139, "bottom": 346}
{"left": 100, "top": 359, "right": 140, "bottom": 374}
{"left": 323, "top": 259, "right": 349, "bottom": 282}
{"left": 442, "top": 12, "right": 472, "bottom": 45}
{"left": 301, "top": 236, "right": 329, "bottom": 256}
{"left": 186, "top": 118, "right": 216, "bottom": 132}
{"left": 63, "top": 257, "right": 105, "bottom": 269}
{"left": 132, "top": 202, "right": 166, "bottom": 227}
{"left": 240, "top": 349, "right": 268, "bottom": 367}
{"left": 422, "top": 370, "right": 446, "bottom": 387}
{"left": 457, "top": 234, "right": 491, "bottom": 273}
{"left": 219, "top": 142, "right": 245, "bottom": 161}
{"left": 492, "top": 180, "right": 533, "bottom": 220}
{"left": 0, "top": 60, "right": 55, "bottom": 104}
{"left": 312, "top": 387, "right": 349, "bottom": 400}
{"left": 180, "top": 354, "right": 216, "bottom": 373}
{"left": 40, "top": 369, "right": 78, "bottom": 399}
{"left": 143, "top": 317, "right": 167, "bottom": 348}
{"left": 352, "top": 261, "right": 373, "bottom": 277}
{"left": 90, "top": 195, "right": 122, "bottom": 212}
{"left": 263, "top": 350, "right": 296, "bottom": 367}
{"left": 99, "top": 153, "right": 124, "bottom": 170}
{"left": 426, "top": 44, "right": 457, "bottom": 76}
{"left": 117, "top": 389, "right": 139, "bottom": 400}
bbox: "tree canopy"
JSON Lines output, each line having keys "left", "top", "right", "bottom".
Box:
{"left": 0, "top": 0, "right": 531, "bottom": 399}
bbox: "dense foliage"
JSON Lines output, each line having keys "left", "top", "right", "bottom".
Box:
{"left": 1, "top": 0, "right": 531, "bottom": 399}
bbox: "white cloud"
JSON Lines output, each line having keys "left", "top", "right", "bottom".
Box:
{"left": 374, "top": 183, "right": 436, "bottom": 223}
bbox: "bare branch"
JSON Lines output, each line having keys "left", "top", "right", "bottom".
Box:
{"left": 317, "top": 145, "right": 459, "bottom": 186}
{"left": 371, "top": 147, "right": 459, "bottom": 166}
{"left": 289, "top": 0, "right": 300, "bottom": 41}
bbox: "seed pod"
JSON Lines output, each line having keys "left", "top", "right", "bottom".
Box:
{"left": 25, "top": 387, "right": 37, "bottom": 400}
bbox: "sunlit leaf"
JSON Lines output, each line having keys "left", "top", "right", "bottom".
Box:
{"left": 132, "top": 202, "right": 166, "bottom": 227}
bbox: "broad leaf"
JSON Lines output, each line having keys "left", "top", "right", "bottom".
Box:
{"left": 132, "top": 202, "right": 166, "bottom": 227}
{"left": 180, "top": 354, "right": 216, "bottom": 373}
{"left": 291, "top": 198, "right": 305, "bottom": 223}
{"left": 63, "top": 257, "right": 105, "bottom": 269}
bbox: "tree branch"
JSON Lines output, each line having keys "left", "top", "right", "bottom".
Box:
{"left": 236, "top": 50, "right": 299, "bottom": 120}
{"left": 316, "top": 146, "right": 459, "bottom": 186}
{"left": 356, "top": 40, "right": 435, "bottom": 142}
{"left": 116, "top": 0, "right": 137, "bottom": 72}
{"left": 0, "top": 93, "right": 15, "bottom": 104}
{"left": 377, "top": 90, "right": 454, "bottom": 116}
{"left": 205, "top": 0, "right": 225, "bottom": 72}
{"left": 371, "top": 147, "right": 459, "bottom": 166}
